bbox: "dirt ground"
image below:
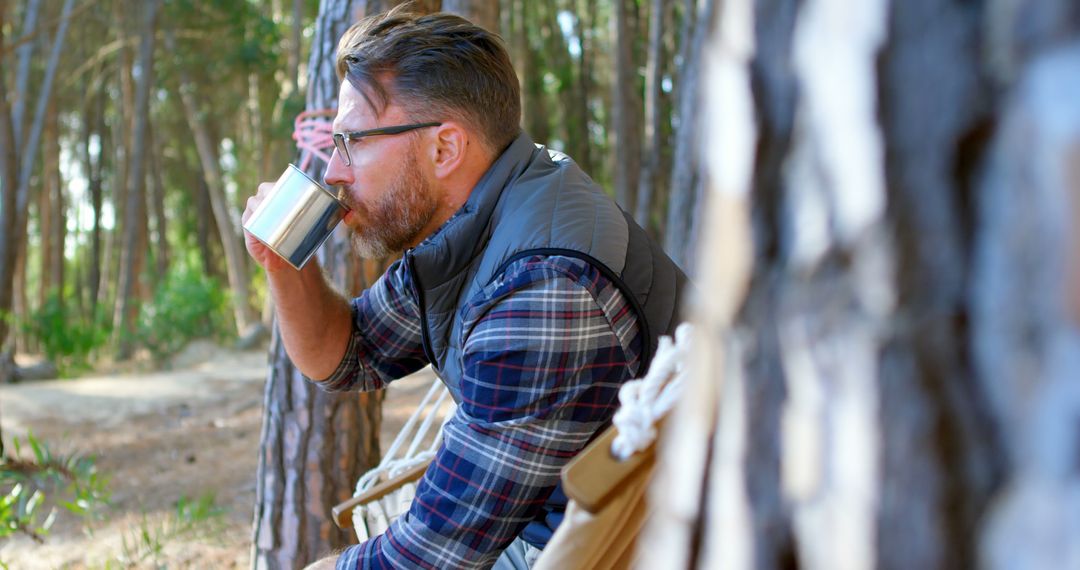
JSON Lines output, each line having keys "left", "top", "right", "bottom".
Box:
{"left": 0, "top": 341, "right": 434, "bottom": 569}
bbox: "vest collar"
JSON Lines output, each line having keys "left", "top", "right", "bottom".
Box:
{"left": 409, "top": 131, "right": 538, "bottom": 289}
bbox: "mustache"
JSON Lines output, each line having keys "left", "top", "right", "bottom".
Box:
{"left": 335, "top": 187, "right": 361, "bottom": 212}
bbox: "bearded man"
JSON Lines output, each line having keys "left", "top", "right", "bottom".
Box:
{"left": 243, "top": 6, "right": 686, "bottom": 570}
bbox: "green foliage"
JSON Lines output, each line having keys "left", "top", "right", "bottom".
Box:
{"left": 115, "top": 493, "right": 227, "bottom": 567}
{"left": 0, "top": 432, "right": 110, "bottom": 544}
{"left": 137, "top": 262, "right": 231, "bottom": 361}
{"left": 22, "top": 291, "right": 111, "bottom": 375}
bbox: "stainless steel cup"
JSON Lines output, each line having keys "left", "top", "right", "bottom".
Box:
{"left": 243, "top": 164, "right": 348, "bottom": 270}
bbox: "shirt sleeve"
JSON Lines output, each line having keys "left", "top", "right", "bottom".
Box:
{"left": 336, "top": 257, "right": 640, "bottom": 569}
{"left": 316, "top": 259, "right": 430, "bottom": 392}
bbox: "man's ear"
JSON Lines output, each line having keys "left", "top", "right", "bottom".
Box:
{"left": 429, "top": 122, "right": 468, "bottom": 179}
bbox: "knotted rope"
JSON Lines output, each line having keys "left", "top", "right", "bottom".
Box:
{"left": 610, "top": 323, "right": 693, "bottom": 461}
{"left": 293, "top": 109, "right": 336, "bottom": 171}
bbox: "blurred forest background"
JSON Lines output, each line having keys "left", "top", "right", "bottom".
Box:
{"left": 3, "top": 0, "right": 1080, "bottom": 568}
{"left": 0, "top": 0, "right": 715, "bottom": 564}
{"left": 0, "top": 0, "right": 707, "bottom": 382}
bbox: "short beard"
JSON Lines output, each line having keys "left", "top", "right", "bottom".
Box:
{"left": 346, "top": 147, "right": 437, "bottom": 259}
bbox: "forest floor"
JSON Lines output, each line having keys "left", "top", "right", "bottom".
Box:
{"left": 0, "top": 340, "right": 433, "bottom": 569}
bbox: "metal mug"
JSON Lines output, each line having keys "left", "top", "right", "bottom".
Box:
{"left": 243, "top": 164, "right": 348, "bottom": 270}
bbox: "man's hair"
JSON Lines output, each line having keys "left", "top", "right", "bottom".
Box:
{"left": 336, "top": 6, "right": 522, "bottom": 153}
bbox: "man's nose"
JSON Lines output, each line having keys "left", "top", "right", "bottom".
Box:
{"left": 323, "top": 149, "right": 353, "bottom": 188}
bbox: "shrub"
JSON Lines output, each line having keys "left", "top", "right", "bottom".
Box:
{"left": 22, "top": 291, "right": 110, "bottom": 375}
{"left": 137, "top": 264, "right": 230, "bottom": 362}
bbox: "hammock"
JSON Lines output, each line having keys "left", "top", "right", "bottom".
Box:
{"left": 331, "top": 375, "right": 455, "bottom": 540}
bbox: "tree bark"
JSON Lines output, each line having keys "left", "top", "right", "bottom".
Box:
{"left": 518, "top": 0, "right": 551, "bottom": 145}
{"left": 642, "top": 0, "right": 1080, "bottom": 569}
{"left": 114, "top": 0, "right": 159, "bottom": 359}
{"left": 663, "top": 0, "right": 712, "bottom": 271}
{"left": 573, "top": 0, "right": 596, "bottom": 175}
{"left": 148, "top": 125, "right": 170, "bottom": 282}
{"left": 611, "top": 0, "right": 641, "bottom": 213}
{"left": 634, "top": 0, "right": 669, "bottom": 234}
{"left": 83, "top": 81, "right": 106, "bottom": 321}
{"left": 0, "top": 0, "right": 75, "bottom": 374}
{"left": 172, "top": 36, "right": 257, "bottom": 338}
{"left": 250, "top": 0, "right": 408, "bottom": 567}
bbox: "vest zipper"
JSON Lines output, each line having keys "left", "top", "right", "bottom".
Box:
{"left": 404, "top": 249, "right": 439, "bottom": 369}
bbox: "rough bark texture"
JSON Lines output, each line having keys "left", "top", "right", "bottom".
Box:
{"left": 641, "top": 0, "right": 1080, "bottom": 569}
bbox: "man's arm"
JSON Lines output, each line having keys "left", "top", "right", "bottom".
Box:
{"left": 335, "top": 256, "right": 642, "bottom": 569}
{"left": 243, "top": 181, "right": 353, "bottom": 380}
{"left": 267, "top": 262, "right": 354, "bottom": 381}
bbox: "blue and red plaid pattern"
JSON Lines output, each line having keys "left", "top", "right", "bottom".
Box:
{"left": 321, "top": 254, "right": 642, "bottom": 569}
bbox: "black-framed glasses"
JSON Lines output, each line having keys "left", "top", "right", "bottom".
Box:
{"left": 331, "top": 122, "right": 442, "bottom": 166}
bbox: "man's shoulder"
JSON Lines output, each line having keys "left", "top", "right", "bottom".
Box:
{"left": 486, "top": 254, "right": 606, "bottom": 297}
{"left": 459, "top": 254, "right": 622, "bottom": 328}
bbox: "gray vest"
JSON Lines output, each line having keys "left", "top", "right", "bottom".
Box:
{"left": 402, "top": 133, "right": 686, "bottom": 399}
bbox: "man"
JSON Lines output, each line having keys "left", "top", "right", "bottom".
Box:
{"left": 243, "top": 7, "right": 685, "bottom": 570}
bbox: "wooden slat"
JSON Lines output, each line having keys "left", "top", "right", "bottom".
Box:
{"left": 331, "top": 461, "right": 431, "bottom": 529}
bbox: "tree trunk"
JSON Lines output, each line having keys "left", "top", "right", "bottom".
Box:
{"left": 573, "top": 0, "right": 595, "bottom": 175}
{"left": 148, "top": 126, "right": 170, "bottom": 282}
{"left": 634, "top": 0, "right": 669, "bottom": 234}
{"left": 662, "top": 0, "right": 711, "bottom": 271}
{"left": 12, "top": 0, "right": 41, "bottom": 149}
{"left": 172, "top": 37, "right": 257, "bottom": 338}
{"left": 39, "top": 105, "right": 55, "bottom": 307}
{"left": 642, "top": 0, "right": 1080, "bottom": 568}
{"left": 84, "top": 82, "right": 106, "bottom": 321}
{"left": 46, "top": 100, "right": 64, "bottom": 298}
{"left": 518, "top": 0, "right": 550, "bottom": 145}
{"left": 114, "top": 0, "right": 159, "bottom": 359}
{"left": 611, "top": 0, "right": 641, "bottom": 212}
{"left": 250, "top": 0, "right": 409, "bottom": 567}
{"left": 0, "top": 0, "right": 75, "bottom": 376}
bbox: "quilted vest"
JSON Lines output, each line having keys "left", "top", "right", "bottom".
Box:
{"left": 401, "top": 132, "right": 687, "bottom": 399}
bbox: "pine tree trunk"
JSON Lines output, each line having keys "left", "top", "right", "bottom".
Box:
{"left": 643, "top": 0, "right": 1080, "bottom": 568}
{"left": 519, "top": 0, "right": 551, "bottom": 145}
{"left": 611, "top": 0, "right": 641, "bottom": 213}
{"left": 634, "top": 0, "right": 668, "bottom": 235}
{"left": 251, "top": 1, "right": 398, "bottom": 567}
{"left": 174, "top": 50, "right": 257, "bottom": 338}
{"left": 663, "top": 0, "right": 712, "bottom": 271}
{"left": 0, "top": 0, "right": 75, "bottom": 374}
{"left": 148, "top": 126, "right": 170, "bottom": 282}
{"left": 114, "top": 0, "right": 159, "bottom": 359}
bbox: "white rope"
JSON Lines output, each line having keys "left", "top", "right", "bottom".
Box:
{"left": 352, "top": 375, "right": 456, "bottom": 539}
{"left": 611, "top": 323, "right": 694, "bottom": 461}
{"left": 354, "top": 376, "right": 456, "bottom": 495}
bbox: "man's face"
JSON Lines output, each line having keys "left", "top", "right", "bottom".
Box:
{"left": 324, "top": 81, "right": 439, "bottom": 259}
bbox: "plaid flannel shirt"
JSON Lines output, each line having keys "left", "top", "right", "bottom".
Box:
{"left": 321, "top": 253, "right": 642, "bottom": 570}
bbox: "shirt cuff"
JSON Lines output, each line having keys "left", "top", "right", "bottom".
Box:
{"left": 310, "top": 324, "right": 363, "bottom": 392}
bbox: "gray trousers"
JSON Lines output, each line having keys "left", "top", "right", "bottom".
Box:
{"left": 491, "top": 537, "right": 543, "bottom": 570}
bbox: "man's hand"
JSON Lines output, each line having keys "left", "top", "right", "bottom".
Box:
{"left": 303, "top": 555, "right": 338, "bottom": 570}
{"left": 242, "top": 182, "right": 293, "bottom": 273}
